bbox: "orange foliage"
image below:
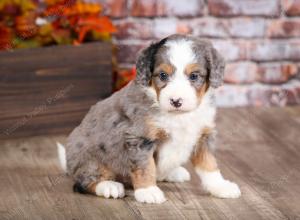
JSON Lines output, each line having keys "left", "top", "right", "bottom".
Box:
{"left": 115, "top": 67, "right": 137, "bottom": 91}
{"left": 63, "top": 2, "right": 102, "bottom": 16}
{"left": 76, "top": 16, "right": 116, "bottom": 43}
{"left": 0, "top": 0, "right": 116, "bottom": 50}
{"left": 44, "top": 0, "right": 116, "bottom": 44}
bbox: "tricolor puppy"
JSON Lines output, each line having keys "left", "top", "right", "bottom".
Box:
{"left": 57, "top": 34, "right": 241, "bottom": 204}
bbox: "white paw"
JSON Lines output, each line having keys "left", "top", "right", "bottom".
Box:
{"left": 204, "top": 180, "right": 241, "bottom": 199}
{"left": 196, "top": 170, "right": 241, "bottom": 199}
{"left": 165, "top": 166, "right": 191, "bottom": 183}
{"left": 134, "top": 186, "right": 166, "bottom": 204}
{"left": 95, "top": 181, "right": 125, "bottom": 199}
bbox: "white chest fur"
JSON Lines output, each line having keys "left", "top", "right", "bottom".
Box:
{"left": 154, "top": 90, "right": 216, "bottom": 180}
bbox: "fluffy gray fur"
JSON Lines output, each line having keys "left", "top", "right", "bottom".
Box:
{"left": 66, "top": 81, "right": 159, "bottom": 190}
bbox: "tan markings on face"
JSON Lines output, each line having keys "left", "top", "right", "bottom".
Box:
{"left": 130, "top": 156, "right": 156, "bottom": 189}
{"left": 197, "top": 82, "right": 209, "bottom": 103}
{"left": 151, "top": 63, "right": 175, "bottom": 99}
{"left": 191, "top": 127, "right": 218, "bottom": 172}
{"left": 184, "top": 63, "right": 209, "bottom": 104}
{"left": 155, "top": 63, "right": 175, "bottom": 76}
{"left": 151, "top": 78, "right": 161, "bottom": 99}
{"left": 185, "top": 63, "right": 201, "bottom": 76}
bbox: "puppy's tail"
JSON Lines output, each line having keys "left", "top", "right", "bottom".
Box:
{"left": 57, "top": 142, "right": 67, "bottom": 173}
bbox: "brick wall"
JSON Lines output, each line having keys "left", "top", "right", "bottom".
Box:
{"left": 98, "top": 0, "right": 300, "bottom": 107}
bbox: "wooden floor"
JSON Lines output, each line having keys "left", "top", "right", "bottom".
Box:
{"left": 1, "top": 107, "right": 300, "bottom": 220}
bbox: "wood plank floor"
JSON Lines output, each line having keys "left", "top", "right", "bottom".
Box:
{"left": 0, "top": 107, "right": 300, "bottom": 220}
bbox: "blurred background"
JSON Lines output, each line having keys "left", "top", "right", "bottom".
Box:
{"left": 1, "top": 0, "right": 300, "bottom": 138}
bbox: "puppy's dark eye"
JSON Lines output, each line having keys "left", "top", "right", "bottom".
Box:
{"left": 159, "top": 72, "right": 169, "bottom": 81}
{"left": 189, "top": 73, "right": 199, "bottom": 81}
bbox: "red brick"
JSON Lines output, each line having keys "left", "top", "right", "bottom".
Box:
{"left": 114, "top": 19, "right": 154, "bottom": 39}
{"left": 224, "top": 62, "right": 257, "bottom": 84}
{"left": 247, "top": 85, "right": 283, "bottom": 106}
{"left": 176, "top": 20, "right": 193, "bottom": 35}
{"left": 216, "top": 85, "right": 250, "bottom": 106}
{"left": 156, "top": 0, "right": 205, "bottom": 17}
{"left": 283, "top": 81, "right": 300, "bottom": 104}
{"left": 96, "top": 0, "right": 128, "bottom": 17}
{"left": 131, "top": 0, "right": 156, "bottom": 17}
{"left": 218, "top": 84, "right": 289, "bottom": 106}
{"left": 282, "top": 0, "right": 300, "bottom": 16}
{"left": 217, "top": 80, "right": 300, "bottom": 107}
{"left": 153, "top": 18, "right": 177, "bottom": 38}
{"left": 227, "top": 18, "right": 266, "bottom": 38}
{"left": 208, "top": 0, "right": 280, "bottom": 17}
{"left": 116, "top": 42, "right": 148, "bottom": 64}
{"left": 192, "top": 18, "right": 266, "bottom": 38}
{"left": 257, "top": 63, "right": 298, "bottom": 83}
{"left": 192, "top": 18, "right": 228, "bottom": 38}
{"left": 212, "top": 39, "right": 248, "bottom": 61}
{"left": 248, "top": 81, "right": 300, "bottom": 106}
{"left": 289, "top": 41, "right": 300, "bottom": 60}
{"left": 130, "top": 0, "right": 205, "bottom": 17}
{"left": 248, "top": 40, "right": 300, "bottom": 61}
{"left": 267, "top": 19, "right": 300, "bottom": 38}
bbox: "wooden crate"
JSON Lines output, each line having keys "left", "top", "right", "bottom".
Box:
{"left": 0, "top": 42, "right": 112, "bottom": 139}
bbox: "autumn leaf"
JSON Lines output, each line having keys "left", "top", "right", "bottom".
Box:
{"left": 0, "top": 24, "right": 12, "bottom": 50}
{"left": 36, "top": 23, "right": 55, "bottom": 45}
{"left": 51, "top": 28, "right": 72, "bottom": 44}
{"left": 18, "top": 0, "right": 36, "bottom": 13}
{"left": 75, "top": 16, "right": 116, "bottom": 43}
{"left": 44, "top": 0, "right": 72, "bottom": 7}
{"left": 38, "top": 23, "right": 53, "bottom": 36}
{"left": 63, "top": 2, "right": 102, "bottom": 16}
{"left": 44, "top": 5, "right": 66, "bottom": 17}
{"left": 0, "top": 0, "right": 36, "bottom": 14}
{"left": 91, "top": 31, "right": 111, "bottom": 41}
{"left": 115, "top": 67, "right": 136, "bottom": 91}
{"left": 44, "top": 0, "right": 76, "bottom": 17}
{"left": 15, "top": 12, "right": 38, "bottom": 39}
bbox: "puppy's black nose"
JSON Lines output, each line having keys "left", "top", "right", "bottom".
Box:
{"left": 170, "top": 98, "right": 183, "bottom": 108}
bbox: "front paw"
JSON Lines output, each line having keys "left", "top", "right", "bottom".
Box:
{"left": 134, "top": 186, "right": 166, "bottom": 204}
{"left": 197, "top": 170, "right": 241, "bottom": 199}
{"left": 165, "top": 166, "right": 191, "bottom": 183}
{"left": 204, "top": 180, "right": 241, "bottom": 198}
{"left": 95, "top": 181, "right": 125, "bottom": 199}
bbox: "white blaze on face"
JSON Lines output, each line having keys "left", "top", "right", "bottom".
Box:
{"left": 159, "top": 39, "right": 198, "bottom": 112}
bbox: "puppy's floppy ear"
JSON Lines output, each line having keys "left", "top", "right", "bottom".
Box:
{"left": 135, "top": 38, "right": 167, "bottom": 86}
{"left": 206, "top": 45, "right": 225, "bottom": 88}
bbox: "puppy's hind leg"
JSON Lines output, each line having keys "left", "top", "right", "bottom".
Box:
{"left": 73, "top": 165, "right": 125, "bottom": 199}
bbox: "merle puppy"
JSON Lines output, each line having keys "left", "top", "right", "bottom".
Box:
{"left": 58, "top": 34, "right": 241, "bottom": 204}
